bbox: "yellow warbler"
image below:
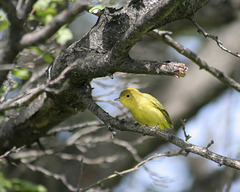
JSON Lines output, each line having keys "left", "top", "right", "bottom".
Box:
{"left": 115, "top": 87, "right": 173, "bottom": 129}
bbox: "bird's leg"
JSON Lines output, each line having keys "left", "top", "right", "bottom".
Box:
{"left": 140, "top": 124, "right": 147, "bottom": 128}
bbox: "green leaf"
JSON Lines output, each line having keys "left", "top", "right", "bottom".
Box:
{"left": 9, "top": 179, "right": 47, "bottom": 192}
{"left": 36, "top": 7, "right": 57, "bottom": 17}
{"left": 103, "top": 0, "right": 119, "bottom": 8}
{"left": 89, "top": 0, "right": 119, "bottom": 13}
{"left": 11, "top": 82, "right": 20, "bottom": 90}
{"left": 182, "top": 0, "right": 189, "bottom": 6}
{"left": 0, "top": 172, "right": 47, "bottom": 192}
{"left": 89, "top": 4, "right": 106, "bottom": 14}
{"left": 28, "top": 46, "right": 54, "bottom": 63}
{"left": 32, "top": 0, "right": 65, "bottom": 24}
{"left": 34, "top": 0, "right": 50, "bottom": 10}
{"left": 0, "top": 82, "right": 19, "bottom": 95}
{"left": 44, "top": 53, "right": 54, "bottom": 63}
{"left": 29, "top": 46, "right": 45, "bottom": 54}
{"left": 56, "top": 27, "right": 73, "bottom": 45}
{"left": 12, "top": 68, "right": 31, "bottom": 80}
{"left": 0, "top": 11, "right": 10, "bottom": 32}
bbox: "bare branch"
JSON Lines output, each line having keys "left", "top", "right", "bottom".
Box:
{"left": 0, "top": 62, "right": 76, "bottom": 111}
{"left": 0, "top": 64, "right": 15, "bottom": 71}
{"left": 0, "top": 1, "right": 19, "bottom": 27}
{"left": 81, "top": 93, "right": 240, "bottom": 170}
{"left": 118, "top": 59, "right": 188, "bottom": 77}
{"left": 12, "top": 148, "right": 120, "bottom": 165}
{"left": 113, "top": 139, "right": 141, "bottom": 162}
{"left": 76, "top": 158, "right": 84, "bottom": 192}
{"left": 147, "top": 30, "right": 240, "bottom": 92}
{"left": 190, "top": 18, "right": 240, "bottom": 59}
{"left": 0, "top": 84, "right": 45, "bottom": 111}
{"left": 180, "top": 119, "right": 191, "bottom": 141}
{"left": 206, "top": 140, "right": 214, "bottom": 150}
{"left": 66, "top": 125, "right": 106, "bottom": 146}
{"left": 48, "top": 121, "right": 103, "bottom": 135}
{"left": 0, "top": 146, "right": 25, "bottom": 159}
{"left": 23, "top": 162, "right": 77, "bottom": 192}
{"left": 80, "top": 151, "right": 180, "bottom": 192}
{"left": 0, "top": 74, "right": 15, "bottom": 103}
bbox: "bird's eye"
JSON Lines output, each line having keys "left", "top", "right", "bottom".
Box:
{"left": 126, "top": 94, "right": 130, "bottom": 98}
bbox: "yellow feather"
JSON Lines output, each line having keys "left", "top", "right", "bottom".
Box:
{"left": 115, "top": 88, "right": 173, "bottom": 129}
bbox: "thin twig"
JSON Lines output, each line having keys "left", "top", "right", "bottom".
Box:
{"left": 19, "top": 2, "right": 88, "bottom": 47}
{"left": 0, "top": 62, "right": 77, "bottom": 111}
{"left": 0, "top": 74, "right": 15, "bottom": 103}
{"left": 0, "top": 146, "right": 25, "bottom": 159}
{"left": 79, "top": 151, "right": 180, "bottom": 192}
{"left": 77, "top": 158, "right": 84, "bottom": 192}
{"left": 113, "top": 139, "right": 142, "bottom": 162}
{"left": 147, "top": 30, "right": 240, "bottom": 92}
{"left": 66, "top": 124, "right": 105, "bottom": 146}
{"left": 180, "top": 119, "right": 191, "bottom": 141}
{"left": 23, "top": 162, "right": 77, "bottom": 192}
{"left": 12, "top": 149, "right": 120, "bottom": 165}
{"left": 206, "top": 140, "right": 214, "bottom": 150}
{"left": 48, "top": 121, "right": 103, "bottom": 135}
{"left": 190, "top": 18, "right": 240, "bottom": 59}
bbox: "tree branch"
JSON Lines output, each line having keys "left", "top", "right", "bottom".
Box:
{"left": 147, "top": 30, "right": 240, "bottom": 92}
{"left": 19, "top": 3, "right": 88, "bottom": 47}
{"left": 0, "top": 0, "right": 213, "bottom": 156}
{"left": 23, "top": 162, "right": 77, "bottom": 192}
{"left": 81, "top": 93, "right": 240, "bottom": 170}
{"left": 0, "top": 0, "right": 20, "bottom": 27}
{"left": 118, "top": 59, "right": 188, "bottom": 77}
{"left": 0, "top": 62, "right": 76, "bottom": 111}
{"left": 190, "top": 18, "right": 240, "bottom": 59}
{"left": 110, "top": 0, "right": 209, "bottom": 60}
{"left": 110, "top": 0, "right": 183, "bottom": 60}
{"left": 80, "top": 151, "right": 180, "bottom": 192}
{"left": 0, "top": 0, "right": 84, "bottom": 85}
{"left": 15, "top": 0, "right": 37, "bottom": 21}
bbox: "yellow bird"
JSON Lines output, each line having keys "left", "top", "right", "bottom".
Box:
{"left": 115, "top": 87, "right": 173, "bottom": 129}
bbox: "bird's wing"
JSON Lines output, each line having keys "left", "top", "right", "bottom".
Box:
{"left": 143, "top": 93, "right": 173, "bottom": 127}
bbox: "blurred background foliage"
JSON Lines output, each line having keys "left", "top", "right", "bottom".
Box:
{"left": 0, "top": 0, "right": 240, "bottom": 191}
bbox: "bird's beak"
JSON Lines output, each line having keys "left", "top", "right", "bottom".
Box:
{"left": 114, "top": 97, "right": 121, "bottom": 101}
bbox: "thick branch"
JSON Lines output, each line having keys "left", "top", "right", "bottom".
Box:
{"left": 51, "top": 52, "right": 186, "bottom": 82}
{"left": 0, "top": 63, "right": 87, "bottom": 154}
{"left": 110, "top": 0, "right": 209, "bottom": 60}
{"left": 119, "top": 59, "right": 187, "bottom": 77}
{"left": 0, "top": 0, "right": 212, "bottom": 155}
{"left": 81, "top": 94, "right": 240, "bottom": 170}
{"left": 0, "top": 0, "right": 20, "bottom": 27}
{"left": 110, "top": 0, "right": 182, "bottom": 60}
